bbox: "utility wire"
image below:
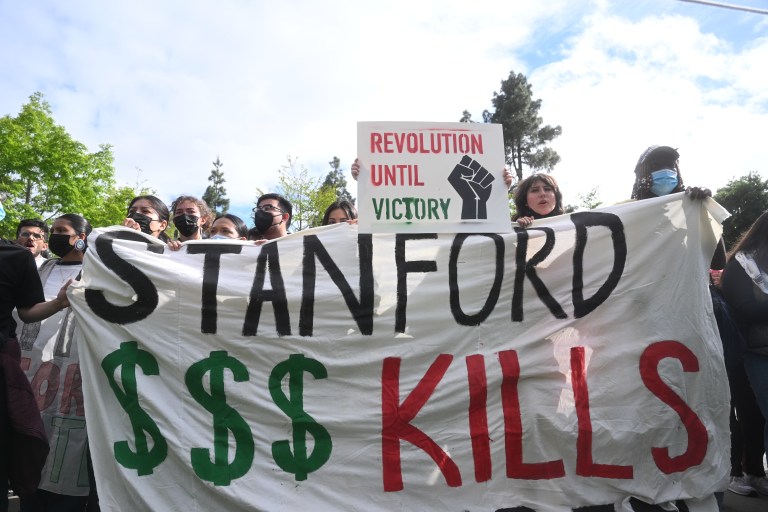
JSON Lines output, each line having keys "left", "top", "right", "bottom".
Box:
{"left": 676, "top": 0, "right": 768, "bottom": 15}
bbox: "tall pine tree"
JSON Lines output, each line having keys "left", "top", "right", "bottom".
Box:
{"left": 202, "top": 156, "right": 230, "bottom": 216}
{"left": 462, "top": 71, "right": 562, "bottom": 182}
{"left": 321, "top": 157, "right": 354, "bottom": 203}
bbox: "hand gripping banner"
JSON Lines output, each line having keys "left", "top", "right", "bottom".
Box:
{"left": 69, "top": 194, "right": 730, "bottom": 512}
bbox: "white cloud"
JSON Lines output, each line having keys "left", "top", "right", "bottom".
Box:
{"left": 1, "top": 0, "right": 766, "bottom": 220}
{"left": 531, "top": 8, "right": 768, "bottom": 206}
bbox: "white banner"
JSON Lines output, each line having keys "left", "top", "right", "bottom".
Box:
{"left": 356, "top": 121, "right": 509, "bottom": 233}
{"left": 70, "top": 194, "right": 730, "bottom": 512}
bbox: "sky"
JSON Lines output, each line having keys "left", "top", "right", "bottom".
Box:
{"left": 1, "top": 0, "right": 767, "bottom": 225}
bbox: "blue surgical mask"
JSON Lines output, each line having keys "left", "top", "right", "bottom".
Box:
{"left": 210, "top": 234, "right": 231, "bottom": 240}
{"left": 650, "top": 169, "right": 678, "bottom": 196}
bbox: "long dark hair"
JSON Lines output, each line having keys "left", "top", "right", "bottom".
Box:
{"left": 128, "top": 195, "right": 170, "bottom": 222}
{"left": 728, "top": 210, "right": 768, "bottom": 269}
{"left": 213, "top": 213, "right": 248, "bottom": 238}
{"left": 57, "top": 213, "right": 92, "bottom": 236}
{"left": 631, "top": 145, "right": 685, "bottom": 200}
{"left": 512, "top": 173, "right": 563, "bottom": 221}
{"left": 128, "top": 195, "right": 170, "bottom": 242}
{"left": 321, "top": 200, "right": 358, "bottom": 226}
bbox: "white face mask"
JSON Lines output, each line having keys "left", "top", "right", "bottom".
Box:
{"left": 650, "top": 169, "right": 679, "bottom": 196}
{"left": 210, "top": 234, "right": 231, "bottom": 240}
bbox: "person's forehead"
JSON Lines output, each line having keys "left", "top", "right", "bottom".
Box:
{"left": 20, "top": 226, "right": 45, "bottom": 234}
{"left": 329, "top": 208, "right": 347, "bottom": 217}
{"left": 259, "top": 198, "right": 280, "bottom": 207}
{"left": 213, "top": 218, "right": 235, "bottom": 229}
{"left": 132, "top": 199, "right": 157, "bottom": 210}
{"left": 176, "top": 200, "right": 199, "bottom": 211}
{"left": 529, "top": 179, "right": 549, "bottom": 188}
{"left": 52, "top": 219, "right": 74, "bottom": 230}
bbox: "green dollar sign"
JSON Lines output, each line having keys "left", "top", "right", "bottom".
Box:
{"left": 101, "top": 341, "right": 168, "bottom": 476}
{"left": 185, "top": 351, "right": 254, "bottom": 486}
{"left": 269, "top": 353, "right": 332, "bottom": 481}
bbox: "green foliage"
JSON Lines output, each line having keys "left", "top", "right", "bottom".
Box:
{"left": 463, "top": 71, "right": 562, "bottom": 181}
{"left": 202, "top": 156, "right": 230, "bottom": 216}
{"left": 87, "top": 186, "right": 142, "bottom": 228}
{"left": 714, "top": 171, "right": 768, "bottom": 249}
{"left": 312, "top": 186, "right": 339, "bottom": 228}
{"left": 578, "top": 187, "right": 603, "bottom": 210}
{"left": 259, "top": 157, "right": 329, "bottom": 232}
{"left": 0, "top": 92, "right": 117, "bottom": 238}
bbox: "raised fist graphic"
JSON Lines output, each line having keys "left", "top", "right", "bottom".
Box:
{"left": 447, "top": 155, "right": 495, "bottom": 219}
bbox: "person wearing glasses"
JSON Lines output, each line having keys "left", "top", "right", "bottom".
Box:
{"left": 15, "top": 219, "right": 49, "bottom": 268}
{"left": 253, "top": 193, "right": 293, "bottom": 240}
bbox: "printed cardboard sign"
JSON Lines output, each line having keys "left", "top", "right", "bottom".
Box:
{"left": 356, "top": 121, "right": 509, "bottom": 233}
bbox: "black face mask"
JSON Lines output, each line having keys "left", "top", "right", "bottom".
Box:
{"left": 253, "top": 210, "right": 277, "bottom": 234}
{"left": 48, "top": 234, "right": 75, "bottom": 258}
{"left": 173, "top": 214, "right": 200, "bottom": 237}
{"left": 128, "top": 212, "right": 156, "bottom": 235}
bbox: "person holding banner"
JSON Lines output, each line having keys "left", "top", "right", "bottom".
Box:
{"left": 16, "top": 214, "right": 95, "bottom": 512}
{"left": 321, "top": 199, "right": 357, "bottom": 225}
{"left": 720, "top": 210, "right": 768, "bottom": 496}
{"left": 630, "top": 145, "right": 725, "bottom": 263}
{"left": 631, "top": 145, "right": 738, "bottom": 504}
{"left": 252, "top": 193, "right": 292, "bottom": 240}
{"left": 122, "top": 195, "right": 170, "bottom": 241}
{"left": 631, "top": 145, "right": 713, "bottom": 201}
{"left": 209, "top": 213, "right": 248, "bottom": 240}
{"left": 170, "top": 195, "right": 212, "bottom": 243}
{"left": 511, "top": 173, "right": 564, "bottom": 227}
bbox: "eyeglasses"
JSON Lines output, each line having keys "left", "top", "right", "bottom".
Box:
{"left": 253, "top": 205, "right": 284, "bottom": 214}
{"left": 18, "top": 232, "right": 45, "bottom": 241}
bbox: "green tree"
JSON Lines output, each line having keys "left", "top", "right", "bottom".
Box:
{"left": 578, "top": 187, "right": 603, "bottom": 210}
{"left": 463, "top": 71, "right": 562, "bottom": 181}
{"left": 202, "top": 156, "right": 230, "bottom": 216}
{"left": 320, "top": 156, "right": 354, "bottom": 204}
{"left": 0, "top": 92, "right": 116, "bottom": 237}
{"left": 259, "top": 156, "right": 334, "bottom": 232}
{"left": 86, "top": 185, "right": 142, "bottom": 228}
{"left": 714, "top": 171, "right": 768, "bottom": 249}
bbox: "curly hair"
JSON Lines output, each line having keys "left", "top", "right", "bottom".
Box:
{"left": 171, "top": 195, "right": 213, "bottom": 231}
{"left": 631, "top": 145, "right": 684, "bottom": 200}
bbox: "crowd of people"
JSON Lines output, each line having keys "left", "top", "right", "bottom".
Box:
{"left": 1, "top": 146, "right": 767, "bottom": 510}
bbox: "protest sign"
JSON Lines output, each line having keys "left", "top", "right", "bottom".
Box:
{"left": 70, "top": 195, "right": 729, "bottom": 511}
{"left": 356, "top": 121, "right": 509, "bottom": 233}
{"left": 16, "top": 261, "right": 89, "bottom": 497}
